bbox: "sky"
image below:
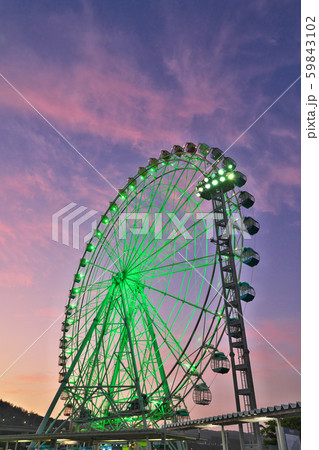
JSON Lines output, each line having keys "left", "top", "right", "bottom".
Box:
{"left": 0, "top": 0, "right": 301, "bottom": 419}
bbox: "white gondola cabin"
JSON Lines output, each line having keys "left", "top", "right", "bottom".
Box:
{"left": 211, "top": 351, "right": 230, "bottom": 374}
{"left": 192, "top": 382, "right": 212, "bottom": 405}
{"left": 238, "top": 282, "right": 255, "bottom": 302}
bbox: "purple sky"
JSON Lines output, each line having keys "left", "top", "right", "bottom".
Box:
{"left": 0, "top": 0, "right": 300, "bottom": 417}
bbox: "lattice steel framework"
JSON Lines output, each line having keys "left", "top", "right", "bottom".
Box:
{"left": 33, "top": 142, "right": 261, "bottom": 450}
{"left": 211, "top": 190, "right": 262, "bottom": 448}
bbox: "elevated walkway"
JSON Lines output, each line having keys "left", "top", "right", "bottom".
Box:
{"left": 0, "top": 401, "right": 301, "bottom": 450}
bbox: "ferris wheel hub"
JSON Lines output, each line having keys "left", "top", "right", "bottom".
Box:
{"left": 113, "top": 270, "right": 128, "bottom": 284}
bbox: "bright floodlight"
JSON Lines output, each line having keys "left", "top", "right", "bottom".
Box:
{"left": 223, "top": 157, "right": 237, "bottom": 171}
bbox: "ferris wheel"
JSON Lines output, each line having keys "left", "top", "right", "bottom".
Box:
{"left": 38, "top": 143, "right": 261, "bottom": 444}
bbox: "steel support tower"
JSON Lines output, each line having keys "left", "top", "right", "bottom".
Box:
{"left": 211, "top": 190, "right": 262, "bottom": 449}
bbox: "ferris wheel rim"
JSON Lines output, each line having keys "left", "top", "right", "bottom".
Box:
{"left": 60, "top": 148, "right": 245, "bottom": 427}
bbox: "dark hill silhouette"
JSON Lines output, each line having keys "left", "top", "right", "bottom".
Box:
{"left": 0, "top": 399, "right": 68, "bottom": 435}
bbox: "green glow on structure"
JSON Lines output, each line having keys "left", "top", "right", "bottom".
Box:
{"left": 75, "top": 273, "right": 84, "bottom": 283}
{"left": 53, "top": 152, "right": 245, "bottom": 433}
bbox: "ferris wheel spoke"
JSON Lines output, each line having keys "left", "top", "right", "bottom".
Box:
{"left": 105, "top": 215, "right": 129, "bottom": 271}
{"left": 77, "top": 315, "right": 110, "bottom": 398}
{"left": 104, "top": 349, "right": 135, "bottom": 413}
{"left": 130, "top": 217, "right": 212, "bottom": 276}
{"left": 131, "top": 194, "right": 211, "bottom": 273}
{"left": 95, "top": 325, "right": 125, "bottom": 391}
{"left": 155, "top": 212, "right": 212, "bottom": 260}
{"left": 74, "top": 297, "right": 118, "bottom": 383}
{"left": 123, "top": 165, "right": 180, "bottom": 270}
{"left": 123, "top": 285, "right": 165, "bottom": 397}
{"left": 94, "top": 300, "right": 139, "bottom": 414}
{"left": 116, "top": 284, "right": 150, "bottom": 424}
{"left": 144, "top": 323, "right": 197, "bottom": 399}
{"left": 130, "top": 254, "right": 217, "bottom": 279}
{"left": 135, "top": 281, "right": 221, "bottom": 397}
{"left": 118, "top": 185, "right": 150, "bottom": 270}
{"left": 135, "top": 281, "right": 218, "bottom": 317}
{"left": 105, "top": 299, "right": 137, "bottom": 379}
{"left": 72, "top": 288, "right": 120, "bottom": 348}
{"left": 135, "top": 288, "right": 195, "bottom": 373}
{"left": 125, "top": 163, "right": 198, "bottom": 271}
{"left": 121, "top": 164, "right": 176, "bottom": 269}
{"left": 126, "top": 283, "right": 171, "bottom": 398}
{"left": 93, "top": 235, "right": 123, "bottom": 272}
{"left": 121, "top": 176, "right": 166, "bottom": 269}
{"left": 76, "top": 280, "right": 114, "bottom": 296}
{"left": 87, "top": 261, "right": 118, "bottom": 276}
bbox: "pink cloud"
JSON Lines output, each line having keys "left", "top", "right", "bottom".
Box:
{"left": 0, "top": 25, "right": 300, "bottom": 223}
{"left": 0, "top": 270, "right": 33, "bottom": 288}
{"left": 271, "top": 127, "right": 299, "bottom": 140}
{"left": 12, "top": 374, "right": 57, "bottom": 384}
{"left": 35, "top": 307, "right": 62, "bottom": 318}
{"left": 0, "top": 23, "right": 251, "bottom": 154}
{"left": 1, "top": 171, "right": 55, "bottom": 201}
{"left": 0, "top": 220, "right": 16, "bottom": 243}
{"left": 0, "top": 38, "right": 300, "bottom": 222}
{"left": 0, "top": 17, "right": 300, "bottom": 417}
{"left": 246, "top": 159, "right": 300, "bottom": 213}
{"left": 246, "top": 317, "right": 301, "bottom": 375}
{"left": 0, "top": 58, "right": 180, "bottom": 149}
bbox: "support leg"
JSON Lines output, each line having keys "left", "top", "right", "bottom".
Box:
{"left": 221, "top": 426, "right": 228, "bottom": 450}
{"left": 275, "top": 418, "right": 287, "bottom": 450}
{"left": 238, "top": 423, "right": 245, "bottom": 450}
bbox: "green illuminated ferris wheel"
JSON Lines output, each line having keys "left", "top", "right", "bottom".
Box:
{"left": 38, "top": 143, "right": 261, "bottom": 441}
